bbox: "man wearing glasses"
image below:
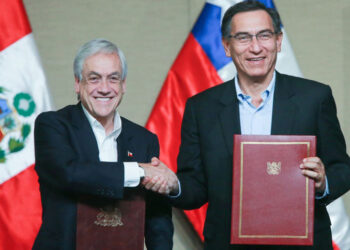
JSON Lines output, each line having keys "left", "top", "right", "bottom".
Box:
{"left": 155, "top": 1, "right": 350, "bottom": 249}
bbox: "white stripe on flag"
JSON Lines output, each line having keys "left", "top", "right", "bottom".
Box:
{"left": 0, "top": 33, "right": 53, "bottom": 184}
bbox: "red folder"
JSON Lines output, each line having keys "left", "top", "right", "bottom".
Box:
{"left": 76, "top": 189, "right": 145, "bottom": 250}
{"left": 231, "top": 135, "right": 315, "bottom": 245}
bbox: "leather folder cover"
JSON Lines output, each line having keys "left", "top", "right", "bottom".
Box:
{"left": 231, "top": 135, "right": 315, "bottom": 245}
{"left": 76, "top": 189, "right": 145, "bottom": 250}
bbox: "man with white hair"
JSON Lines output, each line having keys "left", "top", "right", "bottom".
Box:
{"left": 33, "top": 39, "right": 173, "bottom": 250}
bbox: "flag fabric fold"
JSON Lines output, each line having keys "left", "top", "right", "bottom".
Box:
{"left": 145, "top": 0, "right": 350, "bottom": 249}
{"left": 0, "top": 1, "right": 52, "bottom": 249}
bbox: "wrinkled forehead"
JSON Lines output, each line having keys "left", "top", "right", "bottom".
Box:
{"left": 82, "top": 52, "right": 122, "bottom": 74}
{"left": 231, "top": 10, "right": 274, "bottom": 34}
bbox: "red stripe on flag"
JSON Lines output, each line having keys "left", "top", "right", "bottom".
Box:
{"left": 0, "top": 165, "right": 42, "bottom": 250}
{"left": 146, "top": 33, "right": 222, "bottom": 240}
{"left": 332, "top": 242, "right": 340, "bottom": 250}
{"left": 0, "top": 0, "right": 31, "bottom": 52}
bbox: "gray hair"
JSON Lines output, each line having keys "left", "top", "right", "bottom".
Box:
{"left": 73, "top": 38, "right": 128, "bottom": 81}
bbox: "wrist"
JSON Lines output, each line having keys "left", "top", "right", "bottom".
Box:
{"left": 138, "top": 166, "right": 145, "bottom": 180}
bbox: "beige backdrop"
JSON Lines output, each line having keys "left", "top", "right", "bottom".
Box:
{"left": 23, "top": 0, "right": 350, "bottom": 249}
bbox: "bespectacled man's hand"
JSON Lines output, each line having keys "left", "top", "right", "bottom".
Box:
{"left": 300, "top": 157, "right": 326, "bottom": 194}
{"left": 139, "top": 157, "right": 179, "bottom": 195}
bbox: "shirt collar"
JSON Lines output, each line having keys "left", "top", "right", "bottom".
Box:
{"left": 235, "top": 71, "right": 276, "bottom": 100}
{"left": 81, "top": 103, "right": 122, "bottom": 138}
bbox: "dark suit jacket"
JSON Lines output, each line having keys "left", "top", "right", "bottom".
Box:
{"left": 171, "top": 72, "right": 350, "bottom": 250}
{"left": 33, "top": 104, "right": 173, "bottom": 250}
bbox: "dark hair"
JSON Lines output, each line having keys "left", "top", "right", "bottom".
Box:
{"left": 221, "top": 0, "right": 282, "bottom": 39}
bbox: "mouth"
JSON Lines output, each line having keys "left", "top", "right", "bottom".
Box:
{"left": 95, "top": 97, "right": 114, "bottom": 102}
{"left": 247, "top": 57, "right": 265, "bottom": 62}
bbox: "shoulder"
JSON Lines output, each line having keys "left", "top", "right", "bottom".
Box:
{"left": 278, "top": 73, "right": 331, "bottom": 95}
{"left": 35, "top": 104, "right": 79, "bottom": 126}
{"left": 121, "top": 116, "right": 157, "bottom": 141}
{"left": 187, "top": 79, "right": 234, "bottom": 107}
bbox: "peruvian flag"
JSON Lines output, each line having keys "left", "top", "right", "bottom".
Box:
{"left": 145, "top": 0, "right": 350, "bottom": 249}
{"left": 0, "top": 0, "right": 52, "bottom": 249}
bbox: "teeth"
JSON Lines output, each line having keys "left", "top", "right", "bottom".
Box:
{"left": 96, "top": 98, "right": 110, "bottom": 101}
{"left": 249, "top": 58, "right": 263, "bottom": 61}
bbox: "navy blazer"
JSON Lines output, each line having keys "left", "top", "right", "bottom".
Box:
{"left": 172, "top": 72, "right": 350, "bottom": 250}
{"left": 33, "top": 104, "right": 173, "bottom": 250}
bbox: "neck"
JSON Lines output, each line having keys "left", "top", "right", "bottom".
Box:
{"left": 97, "top": 116, "right": 115, "bottom": 135}
{"left": 237, "top": 72, "right": 274, "bottom": 99}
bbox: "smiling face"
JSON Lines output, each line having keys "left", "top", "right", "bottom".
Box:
{"left": 75, "top": 52, "right": 125, "bottom": 125}
{"left": 222, "top": 10, "right": 283, "bottom": 84}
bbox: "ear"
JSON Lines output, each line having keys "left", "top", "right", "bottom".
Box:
{"left": 276, "top": 32, "right": 283, "bottom": 53}
{"left": 121, "top": 79, "right": 126, "bottom": 93}
{"left": 74, "top": 77, "right": 80, "bottom": 94}
{"left": 222, "top": 38, "right": 231, "bottom": 57}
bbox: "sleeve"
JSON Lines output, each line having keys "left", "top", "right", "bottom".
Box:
{"left": 171, "top": 98, "right": 208, "bottom": 209}
{"left": 144, "top": 133, "right": 174, "bottom": 250}
{"left": 317, "top": 86, "right": 350, "bottom": 204}
{"left": 34, "top": 112, "right": 125, "bottom": 199}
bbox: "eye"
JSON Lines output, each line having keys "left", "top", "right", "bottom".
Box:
{"left": 233, "top": 34, "right": 251, "bottom": 43}
{"left": 88, "top": 76, "right": 100, "bottom": 84}
{"left": 109, "top": 75, "right": 121, "bottom": 83}
{"left": 258, "top": 31, "right": 273, "bottom": 40}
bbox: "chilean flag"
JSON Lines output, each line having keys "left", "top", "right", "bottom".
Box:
{"left": 145, "top": 0, "right": 350, "bottom": 249}
{"left": 0, "top": 0, "right": 52, "bottom": 249}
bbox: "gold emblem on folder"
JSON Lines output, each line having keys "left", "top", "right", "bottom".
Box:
{"left": 94, "top": 206, "right": 123, "bottom": 227}
{"left": 266, "top": 161, "right": 281, "bottom": 175}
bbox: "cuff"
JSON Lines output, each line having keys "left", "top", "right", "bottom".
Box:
{"left": 124, "top": 162, "right": 141, "bottom": 187}
{"left": 315, "top": 176, "right": 329, "bottom": 199}
{"left": 168, "top": 180, "right": 181, "bottom": 198}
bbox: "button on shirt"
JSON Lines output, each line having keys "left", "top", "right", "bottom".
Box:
{"left": 82, "top": 105, "right": 141, "bottom": 187}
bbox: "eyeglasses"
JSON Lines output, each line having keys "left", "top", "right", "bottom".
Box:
{"left": 228, "top": 30, "right": 278, "bottom": 45}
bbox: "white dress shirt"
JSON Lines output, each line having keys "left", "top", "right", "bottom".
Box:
{"left": 82, "top": 105, "right": 142, "bottom": 187}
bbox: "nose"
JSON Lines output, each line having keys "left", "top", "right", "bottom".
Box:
{"left": 249, "top": 36, "right": 262, "bottom": 53}
{"left": 98, "top": 78, "right": 111, "bottom": 93}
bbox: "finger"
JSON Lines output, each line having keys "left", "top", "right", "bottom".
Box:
{"left": 300, "top": 162, "right": 321, "bottom": 171}
{"left": 301, "top": 169, "right": 322, "bottom": 181}
{"left": 151, "top": 177, "right": 167, "bottom": 193}
{"left": 151, "top": 177, "right": 164, "bottom": 192}
{"left": 151, "top": 157, "right": 160, "bottom": 166}
{"left": 151, "top": 157, "right": 160, "bottom": 163}
{"left": 157, "top": 181, "right": 169, "bottom": 195}
{"left": 167, "top": 176, "right": 176, "bottom": 187}
{"left": 303, "top": 157, "right": 321, "bottom": 163}
{"left": 315, "top": 182, "right": 324, "bottom": 189}
{"left": 144, "top": 176, "right": 159, "bottom": 190}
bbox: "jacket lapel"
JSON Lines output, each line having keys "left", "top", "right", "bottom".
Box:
{"left": 71, "top": 103, "right": 100, "bottom": 161}
{"left": 117, "top": 119, "right": 136, "bottom": 162}
{"left": 218, "top": 79, "right": 241, "bottom": 156}
{"left": 71, "top": 104, "right": 134, "bottom": 163}
{"left": 271, "top": 72, "right": 297, "bottom": 135}
{"left": 116, "top": 129, "right": 128, "bottom": 162}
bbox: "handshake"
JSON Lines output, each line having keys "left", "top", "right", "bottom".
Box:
{"left": 139, "top": 157, "right": 179, "bottom": 196}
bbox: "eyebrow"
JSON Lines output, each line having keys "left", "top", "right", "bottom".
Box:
{"left": 234, "top": 29, "right": 274, "bottom": 35}
{"left": 87, "top": 71, "right": 121, "bottom": 77}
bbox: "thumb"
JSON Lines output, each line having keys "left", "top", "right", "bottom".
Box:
{"left": 151, "top": 157, "right": 160, "bottom": 166}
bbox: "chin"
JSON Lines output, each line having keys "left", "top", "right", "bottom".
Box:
{"left": 248, "top": 69, "right": 271, "bottom": 78}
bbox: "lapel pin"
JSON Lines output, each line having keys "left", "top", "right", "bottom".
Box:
{"left": 127, "top": 151, "right": 133, "bottom": 157}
